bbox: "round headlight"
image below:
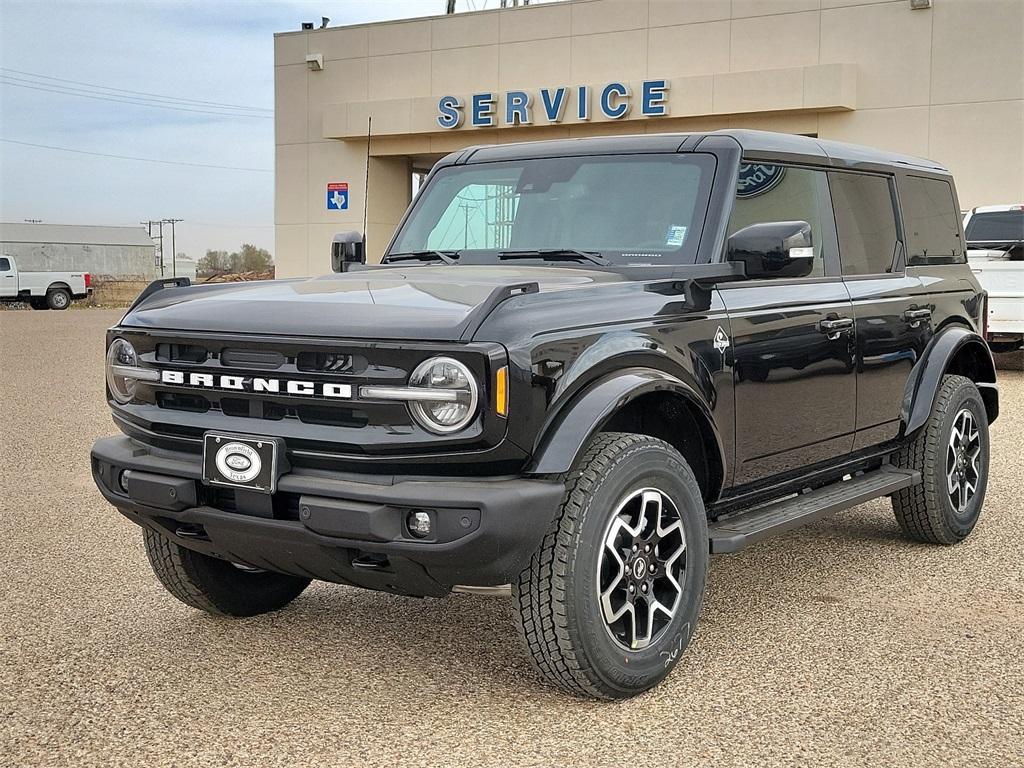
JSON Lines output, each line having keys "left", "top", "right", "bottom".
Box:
{"left": 106, "top": 338, "right": 141, "bottom": 404}
{"left": 408, "top": 356, "right": 479, "bottom": 434}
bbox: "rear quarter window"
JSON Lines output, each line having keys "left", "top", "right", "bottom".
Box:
{"left": 900, "top": 175, "right": 964, "bottom": 264}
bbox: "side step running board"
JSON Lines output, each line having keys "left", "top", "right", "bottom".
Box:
{"left": 708, "top": 467, "right": 920, "bottom": 554}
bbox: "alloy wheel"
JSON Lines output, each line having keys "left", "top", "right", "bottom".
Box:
{"left": 946, "top": 408, "right": 982, "bottom": 514}
{"left": 597, "top": 487, "right": 687, "bottom": 651}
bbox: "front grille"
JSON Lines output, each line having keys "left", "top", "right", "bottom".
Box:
{"left": 297, "top": 351, "right": 366, "bottom": 373}
{"left": 157, "top": 390, "right": 368, "bottom": 428}
{"left": 114, "top": 329, "right": 502, "bottom": 463}
{"left": 156, "top": 342, "right": 207, "bottom": 363}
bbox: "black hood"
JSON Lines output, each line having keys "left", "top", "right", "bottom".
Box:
{"left": 121, "top": 266, "right": 627, "bottom": 340}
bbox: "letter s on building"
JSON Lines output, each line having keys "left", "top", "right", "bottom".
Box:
{"left": 437, "top": 95, "right": 464, "bottom": 129}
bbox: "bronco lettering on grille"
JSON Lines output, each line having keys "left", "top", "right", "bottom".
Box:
{"left": 159, "top": 370, "right": 352, "bottom": 399}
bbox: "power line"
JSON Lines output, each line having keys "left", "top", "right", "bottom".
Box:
{"left": 0, "top": 67, "right": 272, "bottom": 112}
{"left": 1, "top": 138, "right": 273, "bottom": 172}
{"left": 0, "top": 78, "right": 273, "bottom": 119}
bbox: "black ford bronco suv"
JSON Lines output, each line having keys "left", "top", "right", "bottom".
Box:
{"left": 92, "top": 130, "right": 998, "bottom": 699}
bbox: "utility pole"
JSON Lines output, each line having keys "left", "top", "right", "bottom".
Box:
{"left": 157, "top": 221, "right": 165, "bottom": 277}
{"left": 141, "top": 220, "right": 163, "bottom": 275}
{"left": 163, "top": 219, "right": 183, "bottom": 278}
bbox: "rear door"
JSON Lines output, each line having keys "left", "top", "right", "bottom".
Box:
{"left": 719, "top": 164, "right": 857, "bottom": 486}
{"left": 830, "top": 171, "right": 937, "bottom": 450}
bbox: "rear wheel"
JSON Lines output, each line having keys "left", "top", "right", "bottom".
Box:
{"left": 891, "top": 375, "right": 990, "bottom": 544}
{"left": 143, "top": 530, "right": 310, "bottom": 616}
{"left": 46, "top": 287, "right": 71, "bottom": 310}
{"left": 514, "top": 432, "right": 708, "bottom": 699}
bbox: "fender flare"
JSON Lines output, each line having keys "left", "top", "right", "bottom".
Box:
{"left": 525, "top": 368, "right": 727, "bottom": 490}
{"left": 901, "top": 325, "right": 998, "bottom": 434}
{"left": 46, "top": 281, "right": 71, "bottom": 294}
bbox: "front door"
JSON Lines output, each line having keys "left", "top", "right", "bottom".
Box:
{"left": 719, "top": 164, "right": 857, "bottom": 486}
{"left": 0, "top": 257, "right": 16, "bottom": 297}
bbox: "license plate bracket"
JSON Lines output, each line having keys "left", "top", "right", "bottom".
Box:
{"left": 202, "top": 433, "right": 283, "bottom": 494}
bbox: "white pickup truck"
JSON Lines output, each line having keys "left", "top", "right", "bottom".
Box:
{"left": 0, "top": 254, "right": 92, "bottom": 310}
{"left": 964, "top": 204, "right": 1024, "bottom": 353}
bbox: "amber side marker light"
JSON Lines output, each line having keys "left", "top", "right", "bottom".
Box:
{"left": 495, "top": 366, "right": 509, "bottom": 417}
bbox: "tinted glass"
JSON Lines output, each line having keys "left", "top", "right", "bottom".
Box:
{"left": 965, "top": 210, "right": 1024, "bottom": 243}
{"left": 0, "top": 257, "right": 9, "bottom": 271}
{"left": 390, "top": 154, "right": 715, "bottom": 265}
{"left": 901, "top": 176, "right": 963, "bottom": 264}
{"left": 726, "top": 164, "right": 827, "bottom": 277}
{"left": 830, "top": 172, "right": 899, "bottom": 276}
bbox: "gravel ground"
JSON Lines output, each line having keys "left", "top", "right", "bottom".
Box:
{"left": 2, "top": 309, "right": 1022, "bottom": 768}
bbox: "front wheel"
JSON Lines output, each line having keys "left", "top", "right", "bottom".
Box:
{"left": 143, "top": 530, "right": 310, "bottom": 616}
{"left": 514, "top": 432, "right": 708, "bottom": 699}
{"left": 891, "top": 375, "right": 990, "bottom": 544}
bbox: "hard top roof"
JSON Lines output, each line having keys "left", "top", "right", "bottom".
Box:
{"left": 446, "top": 129, "right": 948, "bottom": 174}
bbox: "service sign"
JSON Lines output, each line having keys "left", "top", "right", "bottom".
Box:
{"left": 436, "top": 79, "right": 670, "bottom": 129}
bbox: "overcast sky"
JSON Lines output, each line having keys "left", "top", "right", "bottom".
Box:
{"left": 0, "top": 1, "right": 465, "bottom": 260}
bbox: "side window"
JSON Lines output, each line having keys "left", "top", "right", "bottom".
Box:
{"left": 726, "top": 164, "right": 828, "bottom": 277}
{"left": 425, "top": 182, "right": 520, "bottom": 251}
{"left": 829, "top": 172, "right": 900, "bottom": 276}
{"left": 0, "top": 257, "right": 10, "bottom": 271}
{"left": 900, "top": 176, "right": 964, "bottom": 264}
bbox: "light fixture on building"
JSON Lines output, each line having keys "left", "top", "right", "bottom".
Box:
{"left": 300, "top": 21, "right": 314, "bottom": 30}
{"left": 305, "top": 53, "right": 323, "bottom": 72}
{"left": 909, "top": 0, "right": 932, "bottom": 9}
{"left": 320, "top": 17, "right": 329, "bottom": 28}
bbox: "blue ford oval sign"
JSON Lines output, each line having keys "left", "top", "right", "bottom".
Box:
{"left": 736, "top": 164, "right": 786, "bottom": 198}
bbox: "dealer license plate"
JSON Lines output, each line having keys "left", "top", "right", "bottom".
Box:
{"left": 202, "top": 433, "right": 281, "bottom": 494}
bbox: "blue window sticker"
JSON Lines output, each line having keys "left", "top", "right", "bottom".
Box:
{"left": 666, "top": 225, "right": 687, "bottom": 247}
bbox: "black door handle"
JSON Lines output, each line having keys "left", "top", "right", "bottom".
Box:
{"left": 819, "top": 317, "right": 854, "bottom": 336}
{"left": 904, "top": 308, "right": 931, "bottom": 325}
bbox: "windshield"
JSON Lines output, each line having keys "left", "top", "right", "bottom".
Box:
{"left": 389, "top": 154, "right": 716, "bottom": 265}
{"left": 965, "top": 210, "right": 1024, "bottom": 243}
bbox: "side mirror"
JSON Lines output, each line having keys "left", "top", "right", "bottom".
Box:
{"left": 331, "top": 231, "right": 366, "bottom": 273}
{"left": 727, "top": 221, "right": 814, "bottom": 279}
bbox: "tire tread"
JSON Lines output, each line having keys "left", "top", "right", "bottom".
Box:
{"left": 514, "top": 432, "right": 701, "bottom": 699}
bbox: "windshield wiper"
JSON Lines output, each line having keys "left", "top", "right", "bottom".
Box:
{"left": 497, "top": 248, "right": 610, "bottom": 266}
{"left": 383, "top": 250, "right": 459, "bottom": 265}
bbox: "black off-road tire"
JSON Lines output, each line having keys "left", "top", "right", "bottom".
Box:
{"left": 46, "top": 287, "right": 71, "bottom": 310}
{"left": 143, "top": 529, "right": 310, "bottom": 616}
{"left": 891, "top": 375, "right": 990, "bottom": 544}
{"left": 514, "top": 432, "right": 709, "bottom": 699}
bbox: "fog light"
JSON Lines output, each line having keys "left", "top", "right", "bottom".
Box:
{"left": 117, "top": 470, "right": 129, "bottom": 493}
{"left": 407, "top": 510, "right": 431, "bottom": 538}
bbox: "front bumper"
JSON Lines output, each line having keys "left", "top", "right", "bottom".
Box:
{"left": 91, "top": 436, "right": 564, "bottom": 597}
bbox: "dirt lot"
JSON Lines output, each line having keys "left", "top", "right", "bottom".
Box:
{"left": 2, "top": 309, "right": 1022, "bottom": 767}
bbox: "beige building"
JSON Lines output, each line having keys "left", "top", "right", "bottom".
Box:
{"left": 273, "top": 0, "right": 1024, "bottom": 277}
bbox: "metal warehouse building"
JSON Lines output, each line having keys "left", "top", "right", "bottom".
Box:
{"left": 273, "top": 0, "right": 1024, "bottom": 276}
{"left": 0, "top": 222, "right": 158, "bottom": 280}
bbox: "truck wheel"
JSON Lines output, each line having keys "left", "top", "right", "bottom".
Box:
{"left": 29, "top": 297, "right": 48, "bottom": 310}
{"left": 46, "top": 288, "right": 71, "bottom": 310}
{"left": 891, "top": 375, "right": 990, "bottom": 544}
{"left": 514, "top": 432, "right": 708, "bottom": 699}
{"left": 143, "top": 529, "right": 310, "bottom": 616}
